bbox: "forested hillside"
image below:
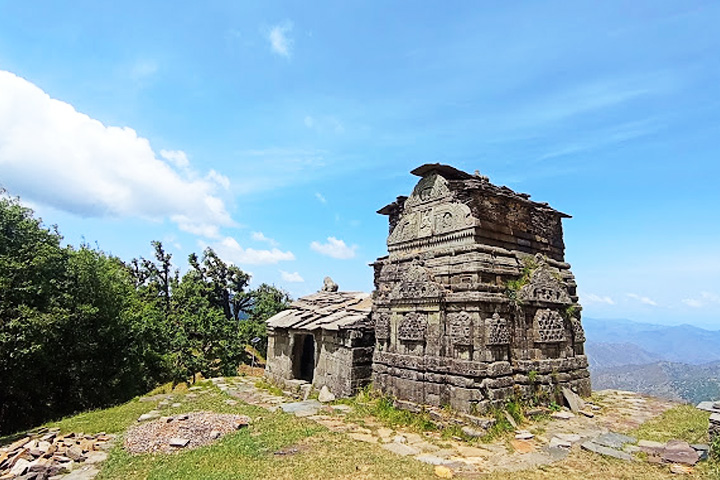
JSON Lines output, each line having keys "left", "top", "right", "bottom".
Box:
{"left": 0, "top": 194, "right": 290, "bottom": 434}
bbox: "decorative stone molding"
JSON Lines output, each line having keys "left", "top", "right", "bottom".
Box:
{"left": 534, "top": 308, "right": 565, "bottom": 343}
{"left": 518, "top": 264, "right": 571, "bottom": 305}
{"left": 404, "top": 173, "right": 451, "bottom": 209}
{"left": 571, "top": 317, "right": 585, "bottom": 343}
{"left": 486, "top": 313, "right": 511, "bottom": 345}
{"left": 398, "top": 312, "right": 427, "bottom": 341}
{"left": 390, "top": 263, "right": 445, "bottom": 301}
{"left": 448, "top": 311, "right": 473, "bottom": 345}
{"left": 375, "top": 312, "right": 390, "bottom": 340}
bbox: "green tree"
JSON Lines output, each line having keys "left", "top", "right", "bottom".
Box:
{"left": 168, "top": 248, "right": 253, "bottom": 382}
{"left": 0, "top": 194, "right": 70, "bottom": 432}
{"left": 242, "top": 283, "right": 292, "bottom": 358}
{"left": 0, "top": 194, "right": 172, "bottom": 434}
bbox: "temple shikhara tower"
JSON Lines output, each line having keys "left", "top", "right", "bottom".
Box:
{"left": 371, "top": 164, "right": 590, "bottom": 413}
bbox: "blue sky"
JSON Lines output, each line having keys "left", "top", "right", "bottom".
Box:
{"left": 1, "top": 1, "right": 718, "bottom": 328}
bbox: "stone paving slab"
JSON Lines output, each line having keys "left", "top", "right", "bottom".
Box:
{"left": 592, "top": 432, "right": 637, "bottom": 449}
{"left": 581, "top": 441, "right": 634, "bottom": 461}
{"left": 279, "top": 400, "right": 322, "bottom": 417}
{"left": 382, "top": 442, "right": 421, "bottom": 456}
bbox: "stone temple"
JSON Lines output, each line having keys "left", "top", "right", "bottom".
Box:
{"left": 265, "top": 164, "right": 590, "bottom": 413}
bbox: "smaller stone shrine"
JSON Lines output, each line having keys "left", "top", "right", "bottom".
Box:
{"left": 264, "top": 278, "right": 374, "bottom": 397}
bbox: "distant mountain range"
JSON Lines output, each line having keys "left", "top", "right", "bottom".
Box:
{"left": 584, "top": 318, "right": 720, "bottom": 365}
{"left": 591, "top": 361, "right": 720, "bottom": 404}
{"left": 583, "top": 318, "right": 720, "bottom": 403}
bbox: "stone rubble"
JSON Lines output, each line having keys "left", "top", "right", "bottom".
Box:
{"left": 0, "top": 429, "right": 114, "bottom": 480}
{"left": 124, "top": 412, "right": 250, "bottom": 454}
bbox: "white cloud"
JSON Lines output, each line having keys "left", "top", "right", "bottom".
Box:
{"left": 0, "top": 70, "right": 233, "bottom": 237}
{"left": 160, "top": 149, "right": 190, "bottom": 169}
{"left": 310, "top": 236, "right": 357, "bottom": 259}
{"left": 682, "top": 298, "right": 704, "bottom": 308}
{"left": 206, "top": 169, "right": 230, "bottom": 190}
{"left": 627, "top": 293, "right": 658, "bottom": 306}
{"left": 211, "top": 236, "right": 294, "bottom": 265}
{"left": 280, "top": 270, "right": 304, "bottom": 283}
{"left": 304, "top": 115, "right": 314, "bottom": 128}
{"left": 581, "top": 292, "right": 615, "bottom": 305}
{"left": 682, "top": 291, "right": 720, "bottom": 308}
{"left": 251, "top": 231, "right": 279, "bottom": 247}
{"left": 268, "top": 21, "right": 293, "bottom": 57}
{"left": 315, "top": 192, "right": 327, "bottom": 204}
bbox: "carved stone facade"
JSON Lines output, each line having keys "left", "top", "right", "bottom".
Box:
{"left": 372, "top": 164, "right": 591, "bottom": 413}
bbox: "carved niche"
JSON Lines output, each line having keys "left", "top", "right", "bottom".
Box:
{"left": 433, "top": 203, "right": 474, "bottom": 235}
{"left": 571, "top": 317, "right": 585, "bottom": 343}
{"left": 398, "top": 312, "right": 427, "bottom": 341}
{"left": 517, "top": 263, "right": 571, "bottom": 305}
{"left": 533, "top": 309, "right": 565, "bottom": 343}
{"left": 448, "top": 311, "right": 472, "bottom": 346}
{"left": 375, "top": 312, "right": 390, "bottom": 341}
{"left": 390, "top": 263, "right": 445, "bottom": 302}
{"left": 486, "top": 313, "right": 511, "bottom": 345}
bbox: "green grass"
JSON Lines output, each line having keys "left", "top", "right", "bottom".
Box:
{"left": 89, "top": 382, "right": 435, "bottom": 480}
{"left": 335, "top": 387, "right": 437, "bottom": 433}
{"left": 629, "top": 404, "right": 710, "bottom": 444}
{"left": 44, "top": 381, "right": 255, "bottom": 435}
{"left": 23, "top": 380, "right": 434, "bottom": 480}
{"left": 254, "top": 378, "right": 285, "bottom": 397}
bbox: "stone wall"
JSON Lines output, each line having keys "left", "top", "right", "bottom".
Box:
{"left": 372, "top": 165, "right": 590, "bottom": 414}
{"left": 266, "top": 327, "right": 374, "bottom": 397}
{"left": 710, "top": 413, "right": 720, "bottom": 445}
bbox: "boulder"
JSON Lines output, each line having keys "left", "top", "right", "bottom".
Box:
{"left": 318, "top": 386, "right": 336, "bottom": 403}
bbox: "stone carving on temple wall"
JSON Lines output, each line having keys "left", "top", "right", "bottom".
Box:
{"left": 571, "top": 317, "right": 585, "bottom": 343}
{"left": 486, "top": 313, "right": 511, "bottom": 345}
{"left": 404, "top": 174, "right": 451, "bottom": 209}
{"left": 375, "top": 312, "right": 390, "bottom": 340}
{"left": 448, "top": 311, "right": 472, "bottom": 345}
{"left": 433, "top": 203, "right": 474, "bottom": 235}
{"left": 418, "top": 210, "right": 432, "bottom": 238}
{"left": 534, "top": 308, "right": 565, "bottom": 343}
{"left": 398, "top": 312, "right": 427, "bottom": 341}
{"left": 390, "top": 263, "right": 445, "bottom": 301}
{"left": 388, "top": 213, "right": 419, "bottom": 244}
{"left": 517, "top": 263, "right": 571, "bottom": 305}
{"left": 388, "top": 202, "right": 475, "bottom": 246}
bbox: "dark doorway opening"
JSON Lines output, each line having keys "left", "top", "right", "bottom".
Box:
{"left": 293, "top": 334, "right": 315, "bottom": 382}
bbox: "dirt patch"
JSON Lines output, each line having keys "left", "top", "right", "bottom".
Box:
{"left": 124, "top": 412, "right": 250, "bottom": 454}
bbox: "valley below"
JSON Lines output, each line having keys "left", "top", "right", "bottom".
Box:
{"left": 585, "top": 318, "right": 720, "bottom": 404}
